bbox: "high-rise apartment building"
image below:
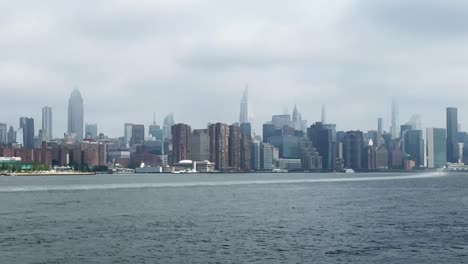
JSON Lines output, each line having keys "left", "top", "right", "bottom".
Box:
{"left": 208, "top": 123, "right": 230, "bottom": 170}
{"left": 228, "top": 125, "right": 241, "bottom": 170}
{"left": 171, "top": 123, "right": 191, "bottom": 163}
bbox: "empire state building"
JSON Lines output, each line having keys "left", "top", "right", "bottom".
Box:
{"left": 68, "top": 89, "right": 84, "bottom": 142}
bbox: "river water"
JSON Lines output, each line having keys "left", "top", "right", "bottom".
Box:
{"left": 0, "top": 172, "right": 467, "bottom": 263}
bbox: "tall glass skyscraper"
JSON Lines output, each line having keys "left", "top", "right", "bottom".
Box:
{"left": 68, "top": 89, "right": 84, "bottom": 142}
{"left": 42, "top": 106, "right": 53, "bottom": 141}
{"left": 446, "top": 107, "right": 458, "bottom": 163}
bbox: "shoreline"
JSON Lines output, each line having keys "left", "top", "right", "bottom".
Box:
{"left": 4, "top": 172, "right": 96, "bottom": 176}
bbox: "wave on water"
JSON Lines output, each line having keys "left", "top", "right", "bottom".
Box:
{"left": 0, "top": 172, "right": 446, "bottom": 193}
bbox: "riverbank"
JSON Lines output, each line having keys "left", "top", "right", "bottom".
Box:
{"left": 4, "top": 172, "right": 96, "bottom": 176}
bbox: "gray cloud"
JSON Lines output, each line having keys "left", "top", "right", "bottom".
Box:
{"left": 1, "top": 0, "right": 468, "bottom": 137}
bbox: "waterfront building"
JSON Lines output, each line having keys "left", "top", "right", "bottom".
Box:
{"left": 171, "top": 123, "right": 191, "bottom": 164}
{"left": 240, "top": 133, "right": 252, "bottom": 171}
{"left": 404, "top": 130, "right": 424, "bottom": 167}
{"left": 250, "top": 139, "right": 261, "bottom": 170}
{"left": 308, "top": 122, "right": 335, "bottom": 170}
{"left": 376, "top": 144, "right": 389, "bottom": 169}
{"left": 260, "top": 143, "right": 274, "bottom": 170}
{"left": 42, "top": 106, "right": 53, "bottom": 141}
{"left": 68, "top": 89, "right": 84, "bottom": 142}
{"left": 343, "top": 130, "right": 363, "bottom": 169}
{"left": 427, "top": 128, "right": 447, "bottom": 168}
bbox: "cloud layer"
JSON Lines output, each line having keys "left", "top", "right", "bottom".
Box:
{"left": 1, "top": 0, "right": 468, "bottom": 137}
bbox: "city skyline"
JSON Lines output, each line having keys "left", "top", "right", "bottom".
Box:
{"left": 2, "top": 1, "right": 468, "bottom": 136}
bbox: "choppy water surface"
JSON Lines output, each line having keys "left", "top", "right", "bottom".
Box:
{"left": 0, "top": 172, "right": 467, "bottom": 263}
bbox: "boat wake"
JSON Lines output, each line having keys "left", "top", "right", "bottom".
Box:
{"left": 0, "top": 172, "right": 446, "bottom": 193}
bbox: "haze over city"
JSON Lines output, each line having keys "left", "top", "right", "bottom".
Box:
{"left": 2, "top": 0, "right": 468, "bottom": 137}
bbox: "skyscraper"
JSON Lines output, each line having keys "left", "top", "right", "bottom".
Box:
{"left": 391, "top": 99, "right": 399, "bottom": 139}
{"left": 171, "top": 123, "right": 191, "bottom": 163}
{"left": 0, "top": 123, "right": 7, "bottom": 145}
{"left": 427, "top": 128, "right": 447, "bottom": 168}
{"left": 239, "top": 86, "right": 249, "bottom": 124}
{"left": 68, "top": 89, "right": 84, "bottom": 142}
{"left": 42, "top": 106, "right": 53, "bottom": 141}
{"left": 446, "top": 107, "right": 458, "bottom": 163}
{"left": 19, "top": 117, "right": 34, "bottom": 148}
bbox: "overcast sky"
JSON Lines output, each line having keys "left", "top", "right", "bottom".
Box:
{"left": 2, "top": 0, "right": 468, "bottom": 138}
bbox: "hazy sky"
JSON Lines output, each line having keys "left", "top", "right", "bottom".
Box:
{"left": 2, "top": 0, "right": 468, "bottom": 137}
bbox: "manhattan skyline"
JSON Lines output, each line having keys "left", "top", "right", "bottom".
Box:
{"left": 2, "top": 1, "right": 468, "bottom": 136}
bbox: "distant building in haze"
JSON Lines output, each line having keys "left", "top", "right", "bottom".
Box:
{"left": 308, "top": 122, "right": 335, "bottom": 170}
{"left": 7, "top": 126, "right": 15, "bottom": 144}
{"left": 149, "top": 114, "right": 163, "bottom": 141}
{"left": 85, "top": 123, "right": 98, "bottom": 140}
{"left": 189, "top": 129, "right": 210, "bottom": 161}
{"left": 42, "top": 106, "right": 53, "bottom": 141}
{"left": 68, "top": 89, "right": 84, "bottom": 142}
{"left": 391, "top": 99, "right": 399, "bottom": 139}
{"left": 130, "top": 124, "right": 145, "bottom": 146}
{"left": 163, "top": 113, "right": 175, "bottom": 141}
{"left": 124, "top": 123, "right": 133, "bottom": 147}
{"left": 0, "top": 123, "right": 7, "bottom": 145}
{"left": 427, "top": 128, "right": 447, "bottom": 168}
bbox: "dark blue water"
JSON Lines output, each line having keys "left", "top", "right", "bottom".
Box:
{"left": 0, "top": 172, "right": 467, "bottom": 263}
